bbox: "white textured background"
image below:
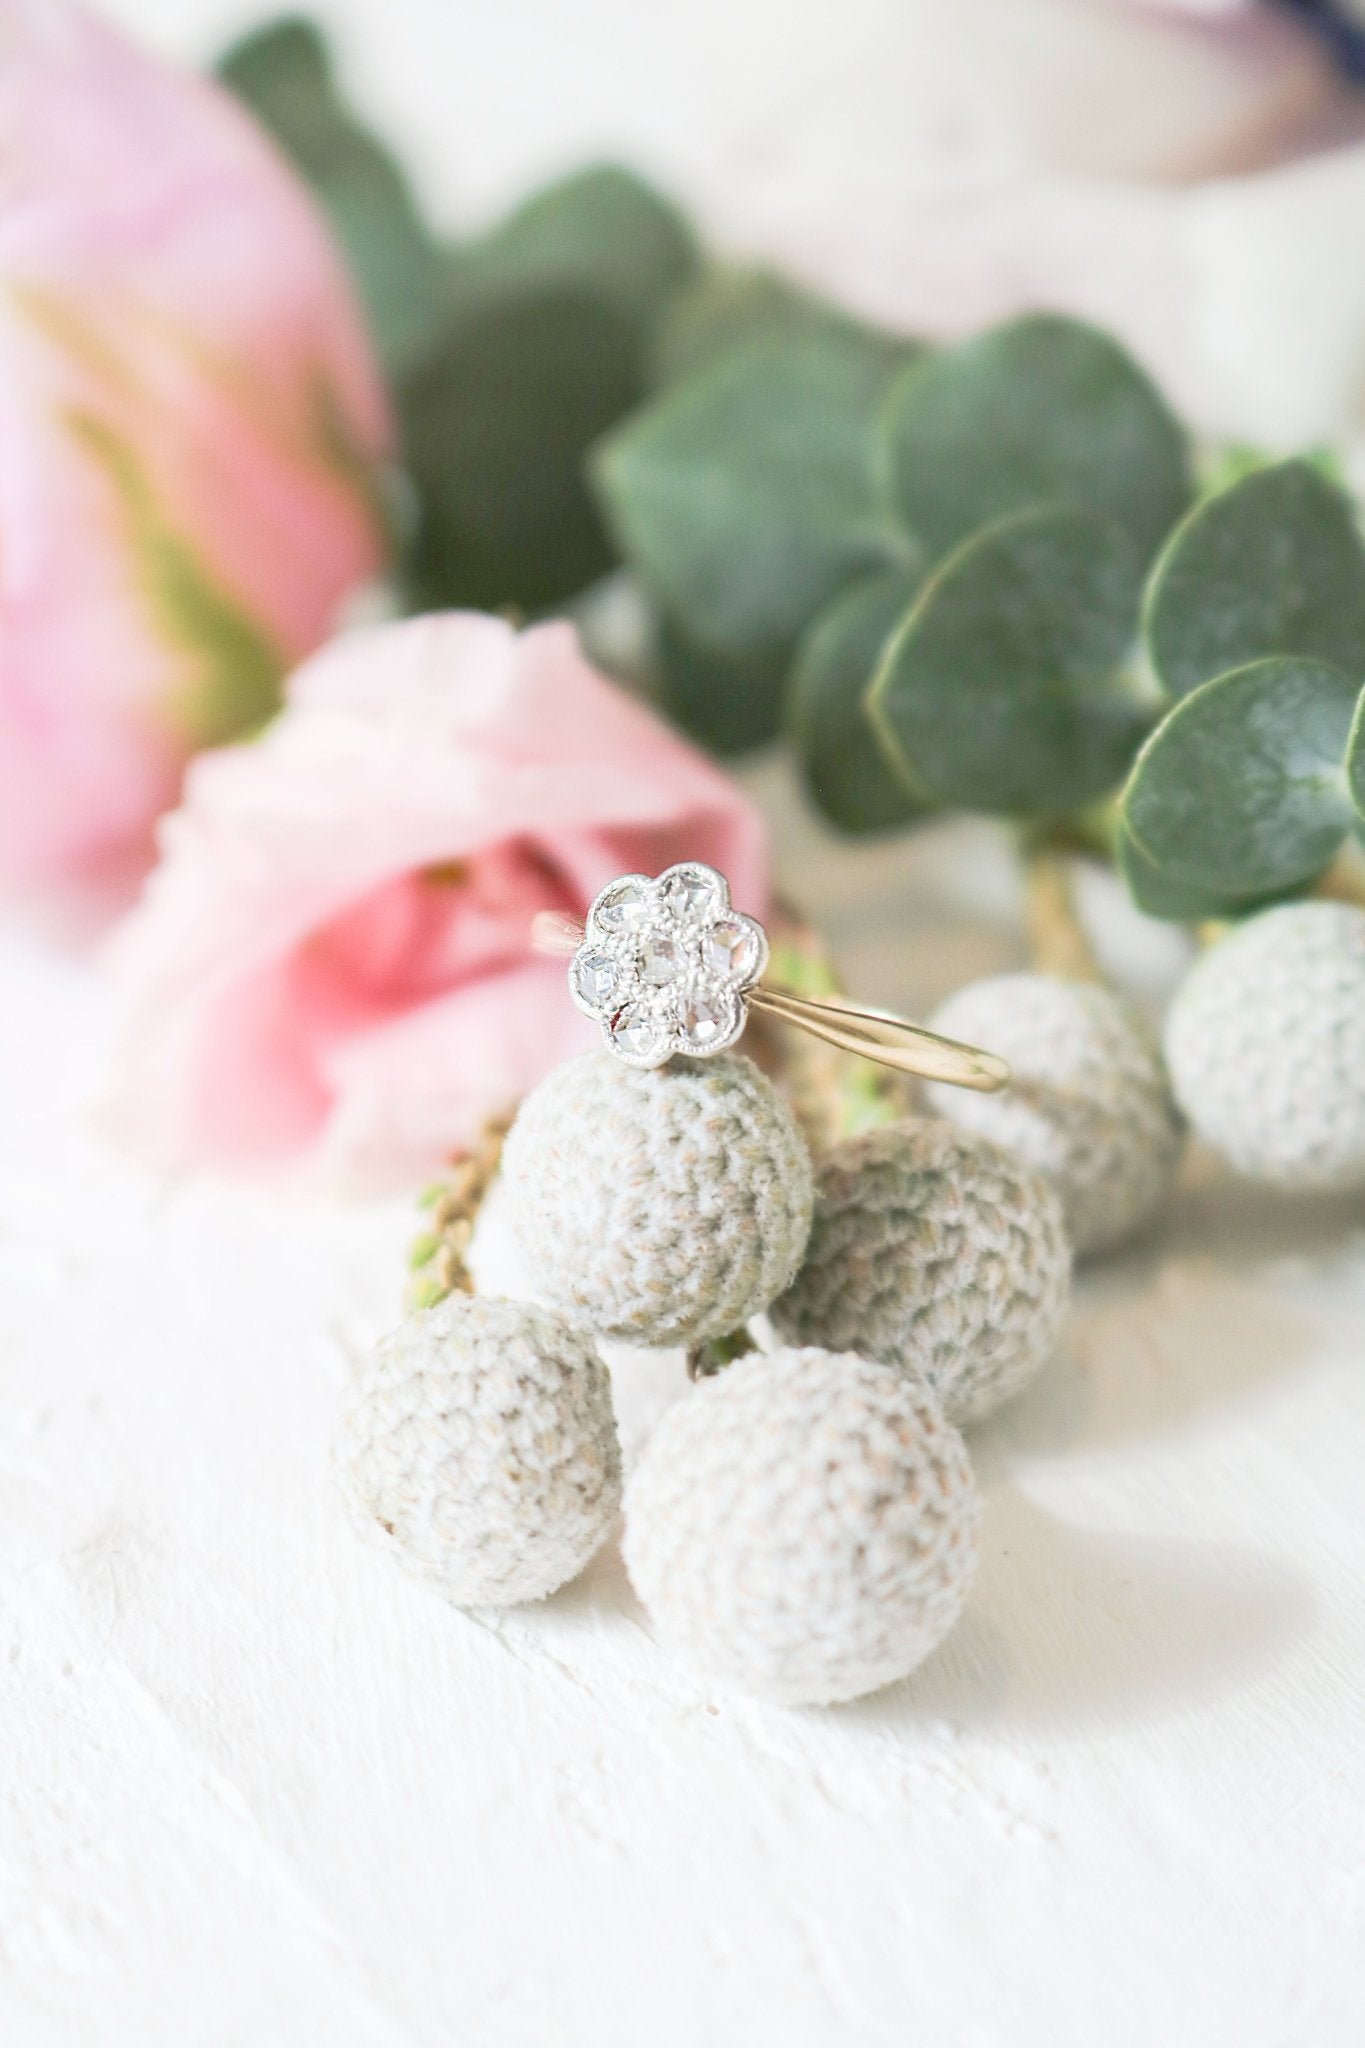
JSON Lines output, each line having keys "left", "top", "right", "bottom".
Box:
{"left": 5, "top": 5, "right": 1365, "bottom": 2043}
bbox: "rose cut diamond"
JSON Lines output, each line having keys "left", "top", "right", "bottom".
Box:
{"left": 572, "top": 949, "right": 619, "bottom": 1007}
{"left": 640, "top": 934, "right": 684, "bottom": 986}
{"left": 595, "top": 877, "right": 653, "bottom": 932}
{"left": 677, "top": 992, "right": 737, "bottom": 1053}
{"left": 609, "top": 1005, "right": 669, "bottom": 1063}
{"left": 662, "top": 866, "right": 721, "bottom": 921}
{"left": 704, "top": 918, "right": 760, "bottom": 982}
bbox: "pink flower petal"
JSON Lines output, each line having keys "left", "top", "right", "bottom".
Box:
{"left": 0, "top": 0, "right": 389, "bottom": 899}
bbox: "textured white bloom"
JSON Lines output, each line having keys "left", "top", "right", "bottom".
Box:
{"left": 1165, "top": 902, "right": 1365, "bottom": 1190}
{"left": 501, "top": 1050, "right": 813, "bottom": 1345}
{"left": 624, "top": 1347, "right": 980, "bottom": 1706}
{"left": 335, "top": 1294, "right": 621, "bottom": 1607}
{"left": 926, "top": 974, "right": 1184, "bottom": 1256}
{"left": 772, "top": 1119, "right": 1070, "bottom": 1424}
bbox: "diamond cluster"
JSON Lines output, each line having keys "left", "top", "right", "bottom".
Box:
{"left": 569, "top": 863, "right": 768, "bottom": 1068}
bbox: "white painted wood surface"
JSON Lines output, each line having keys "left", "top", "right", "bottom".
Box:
{"left": 3, "top": 788, "right": 1364, "bottom": 2047}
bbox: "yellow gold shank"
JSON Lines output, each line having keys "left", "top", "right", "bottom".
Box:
{"left": 746, "top": 987, "right": 1010, "bottom": 1093}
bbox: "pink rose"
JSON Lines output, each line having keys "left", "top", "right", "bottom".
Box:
{"left": 102, "top": 613, "right": 770, "bottom": 1192}
{"left": 0, "top": 0, "right": 389, "bottom": 905}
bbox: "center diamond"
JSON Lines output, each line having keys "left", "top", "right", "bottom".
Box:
{"left": 640, "top": 934, "right": 684, "bottom": 986}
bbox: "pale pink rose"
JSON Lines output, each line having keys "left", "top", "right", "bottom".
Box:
{"left": 102, "top": 614, "right": 770, "bottom": 1192}
{"left": 0, "top": 0, "right": 390, "bottom": 905}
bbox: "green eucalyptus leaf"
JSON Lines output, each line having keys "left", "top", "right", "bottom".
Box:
{"left": 457, "top": 164, "right": 699, "bottom": 338}
{"left": 883, "top": 312, "right": 1192, "bottom": 567}
{"left": 1116, "top": 823, "right": 1264, "bottom": 922}
{"left": 653, "top": 616, "right": 789, "bottom": 756}
{"left": 653, "top": 269, "right": 920, "bottom": 387}
{"left": 1122, "top": 655, "right": 1358, "bottom": 900}
{"left": 402, "top": 286, "right": 640, "bottom": 612}
{"left": 592, "top": 329, "right": 914, "bottom": 658}
{"left": 868, "top": 505, "right": 1150, "bottom": 816}
{"left": 218, "top": 18, "right": 442, "bottom": 376}
{"left": 1348, "top": 685, "right": 1365, "bottom": 825}
{"left": 1143, "top": 458, "right": 1365, "bottom": 700}
{"left": 400, "top": 165, "right": 699, "bottom": 611}
{"left": 787, "top": 571, "right": 928, "bottom": 833}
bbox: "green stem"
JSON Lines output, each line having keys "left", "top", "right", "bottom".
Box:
{"left": 1018, "top": 835, "right": 1106, "bottom": 984}
{"left": 686, "top": 1325, "right": 760, "bottom": 1382}
{"left": 1313, "top": 838, "right": 1365, "bottom": 912}
{"left": 407, "top": 1106, "right": 517, "bottom": 1309}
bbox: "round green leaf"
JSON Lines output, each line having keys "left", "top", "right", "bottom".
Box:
{"left": 1144, "top": 458, "right": 1365, "bottom": 701}
{"left": 219, "top": 20, "right": 442, "bottom": 377}
{"left": 868, "top": 506, "right": 1150, "bottom": 816}
{"left": 883, "top": 313, "right": 1191, "bottom": 567}
{"left": 653, "top": 269, "right": 921, "bottom": 388}
{"left": 787, "top": 571, "right": 927, "bottom": 833}
{"left": 461, "top": 164, "right": 699, "bottom": 337}
{"left": 1348, "top": 685, "right": 1365, "bottom": 826}
{"left": 1122, "top": 656, "right": 1358, "bottom": 899}
{"left": 398, "top": 166, "right": 698, "bottom": 612}
{"left": 402, "top": 285, "right": 641, "bottom": 612}
{"left": 1116, "top": 823, "right": 1266, "bottom": 923}
{"left": 591, "top": 329, "right": 915, "bottom": 659}
{"left": 653, "top": 616, "right": 789, "bottom": 757}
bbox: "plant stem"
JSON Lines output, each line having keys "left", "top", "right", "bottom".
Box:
{"left": 1312, "top": 839, "right": 1365, "bottom": 911}
{"left": 407, "top": 1105, "right": 517, "bottom": 1308}
{"left": 686, "top": 1324, "right": 760, "bottom": 1381}
{"left": 1021, "top": 840, "right": 1106, "bottom": 983}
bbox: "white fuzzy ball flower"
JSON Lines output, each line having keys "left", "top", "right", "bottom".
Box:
{"left": 335, "top": 1293, "right": 621, "bottom": 1607}
{"left": 925, "top": 974, "right": 1184, "bottom": 1255}
{"left": 501, "top": 1051, "right": 814, "bottom": 1345}
{"left": 623, "top": 1347, "right": 980, "bottom": 1706}
{"left": 771, "top": 1119, "right": 1070, "bottom": 1424}
{"left": 1164, "top": 901, "right": 1365, "bottom": 1190}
